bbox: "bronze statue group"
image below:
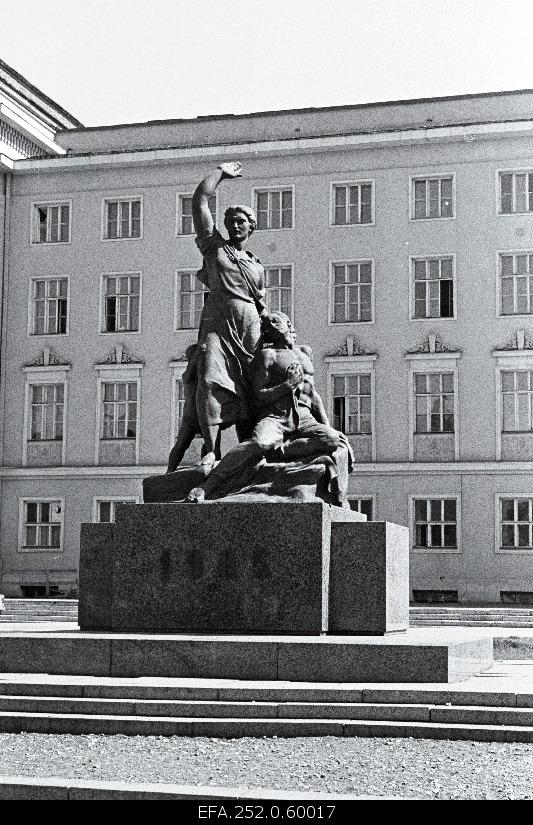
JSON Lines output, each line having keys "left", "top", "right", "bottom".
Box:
{"left": 167, "top": 163, "right": 353, "bottom": 507}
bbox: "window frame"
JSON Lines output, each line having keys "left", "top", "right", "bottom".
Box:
{"left": 495, "top": 493, "right": 533, "bottom": 555}
{"left": 27, "top": 275, "right": 70, "bottom": 337}
{"left": 406, "top": 352, "right": 460, "bottom": 461}
{"left": 496, "top": 249, "right": 533, "bottom": 318}
{"left": 174, "top": 269, "right": 209, "bottom": 331}
{"left": 94, "top": 363, "right": 143, "bottom": 465}
{"left": 329, "top": 259, "right": 375, "bottom": 326}
{"left": 101, "top": 195, "right": 143, "bottom": 241}
{"left": 92, "top": 496, "right": 139, "bottom": 524}
{"left": 330, "top": 180, "right": 375, "bottom": 227}
{"left": 347, "top": 495, "right": 376, "bottom": 521}
{"left": 413, "top": 371, "right": 455, "bottom": 435}
{"left": 176, "top": 192, "right": 218, "bottom": 236}
{"left": 497, "top": 169, "right": 533, "bottom": 216}
{"left": 493, "top": 348, "right": 533, "bottom": 460}
{"left": 409, "top": 494, "right": 461, "bottom": 554}
{"left": 409, "top": 254, "right": 456, "bottom": 321}
{"left": 18, "top": 497, "right": 65, "bottom": 553}
{"left": 99, "top": 272, "right": 142, "bottom": 335}
{"left": 30, "top": 200, "right": 72, "bottom": 246}
{"left": 22, "top": 365, "right": 70, "bottom": 467}
{"left": 264, "top": 263, "right": 294, "bottom": 321}
{"left": 252, "top": 185, "right": 295, "bottom": 231}
{"left": 324, "top": 354, "right": 377, "bottom": 461}
{"left": 409, "top": 173, "right": 455, "bottom": 222}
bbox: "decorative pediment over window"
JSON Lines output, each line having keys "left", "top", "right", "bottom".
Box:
{"left": 95, "top": 343, "right": 144, "bottom": 366}
{"left": 324, "top": 335, "right": 377, "bottom": 359}
{"left": 406, "top": 332, "right": 461, "bottom": 356}
{"left": 494, "top": 328, "right": 533, "bottom": 353}
{"left": 23, "top": 347, "right": 70, "bottom": 369}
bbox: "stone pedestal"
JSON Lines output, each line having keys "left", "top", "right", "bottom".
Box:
{"left": 79, "top": 502, "right": 409, "bottom": 635}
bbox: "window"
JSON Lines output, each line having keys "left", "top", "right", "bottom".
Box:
{"left": 177, "top": 194, "right": 216, "bottom": 235}
{"left": 332, "top": 374, "right": 371, "bottom": 435}
{"left": 413, "top": 498, "right": 457, "bottom": 549}
{"left": 414, "top": 373, "right": 454, "bottom": 433}
{"left": 102, "top": 274, "right": 140, "bottom": 333}
{"left": 501, "top": 591, "right": 533, "bottom": 605}
{"left": 29, "top": 384, "right": 64, "bottom": 441}
{"left": 31, "top": 278, "right": 68, "bottom": 335}
{"left": 412, "top": 590, "right": 458, "bottom": 604}
{"left": 499, "top": 172, "right": 533, "bottom": 215}
{"left": 332, "top": 183, "right": 373, "bottom": 225}
{"left": 500, "top": 498, "right": 533, "bottom": 550}
{"left": 255, "top": 188, "right": 293, "bottom": 230}
{"left": 32, "top": 202, "right": 70, "bottom": 244}
{"left": 103, "top": 198, "right": 142, "bottom": 239}
{"left": 22, "top": 500, "right": 62, "bottom": 550}
{"left": 265, "top": 266, "right": 293, "bottom": 318}
{"left": 349, "top": 498, "right": 373, "bottom": 520}
{"left": 332, "top": 261, "right": 372, "bottom": 323}
{"left": 175, "top": 378, "right": 185, "bottom": 428}
{"left": 102, "top": 382, "right": 137, "bottom": 439}
{"left": 412, "top": 176, "right": 453, "bottom": 220}
{"left": 412, "top": 257, "right": 454, "bottom": 319}
{"left": 175, "top": 271, "right": 208, "bottom": 329}
{"left": 501, "top": 370, "right": 533, "bottom": 432}
{"left": 500, "top": 253, "right": 533, "bottom": 315}
{"left": 96, "top": 499, "right": 136, "bottom": 523}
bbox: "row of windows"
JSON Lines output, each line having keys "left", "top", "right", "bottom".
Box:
{"left": 24, "top": 369, "right": 533, "bottom": 450}
{"left": 18, "top": 496, "right": 533, "bottom": 554}
{"left": 28, "top": 171, "right": 533, "bottom": 245}
{"left": 25, "top": 251, "right": 533, "bottom": 339}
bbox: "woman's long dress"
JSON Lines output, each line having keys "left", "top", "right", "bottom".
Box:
{"left": 195, "top": 227, "right": 266, "bottom": 429}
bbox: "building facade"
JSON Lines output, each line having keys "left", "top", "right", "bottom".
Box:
{"left": 1, "top": 73, "right": 533, "bottom": 602}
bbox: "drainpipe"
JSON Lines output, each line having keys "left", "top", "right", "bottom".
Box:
{"left": 0, "top": 170, "right": 12, "bottom": 592}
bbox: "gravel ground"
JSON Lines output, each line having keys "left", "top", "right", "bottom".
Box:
{"left": 0, "top": 734, "right": 533, "bottom": 799}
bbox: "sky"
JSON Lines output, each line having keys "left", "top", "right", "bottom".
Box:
{"left": 1, "top": 0, "right": 533, "bottom": 127}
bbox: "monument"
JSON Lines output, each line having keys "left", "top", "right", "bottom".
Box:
{"left": 77, "top": 164, "right": 494, "bottom": 682}
{"left": 78, "top": 162, "right": 408, "bottom": 636}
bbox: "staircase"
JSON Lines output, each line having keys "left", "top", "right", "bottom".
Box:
{"left": 0, "top": 674, "right": 532, "bottom": 742}
{"left": 0, "top": 599, "right": 78, "bottom": 623}
{"left": 3, "top": 600, "right": 533, "bottom": 628}
{"left": 410, "top": 606, "right": 533, "bottom": 628}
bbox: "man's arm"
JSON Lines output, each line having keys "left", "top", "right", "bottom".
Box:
{"left": 192, "top": 162, "right": 243, "bottom": 237}
{"left": 311, "top": 389, "right": 331, "bottom": 426}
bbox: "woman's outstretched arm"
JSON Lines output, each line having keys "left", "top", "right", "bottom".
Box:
{"left": 192, "top": 161, "right": 243, "bottom": 237}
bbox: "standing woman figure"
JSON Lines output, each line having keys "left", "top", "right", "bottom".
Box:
{"left": 192, "top": 162, "right": 266, "bottom": 470}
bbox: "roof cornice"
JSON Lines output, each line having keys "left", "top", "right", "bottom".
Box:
{"left": 13, "top": 119, "right": 533, "bottom": 173}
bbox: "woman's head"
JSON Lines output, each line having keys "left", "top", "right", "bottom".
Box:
{"left": 224, "top": 205, "right": 257, "bottom": 241}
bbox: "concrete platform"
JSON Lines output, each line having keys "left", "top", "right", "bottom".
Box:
{"left": 0, "top": 627, "right": 492, "bottom": 683}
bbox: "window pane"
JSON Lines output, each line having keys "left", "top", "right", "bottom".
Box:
{"left": 501, "top": 498, "right": 515, "bottom": 521}
{"left": 444, "top": 499, "right": 456, "bottom": 520}
{"left": 517, "top": 499, "right": 530, "bottom": 521}
{"left": 502, "top": 524, "right": 515, "bottom": 547}
{"left": 99, "top": 502, "right": 112, "bottom": 523}
{"left": 430, "top": 499, "right": 442, "bottom": 521}
{"left": 443, "top": 525, "right": 457, "bottom": 547}
{"left": 431, "top": 524, "right": 442, "bottom": 546}
{"left": 414, "top": 500, "right": 427, "bottom": 521}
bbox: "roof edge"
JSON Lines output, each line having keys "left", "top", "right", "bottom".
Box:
{"left": 0, "top": 58, "right": 83, "bottom": 129}
{"left": 56, "top": 86, "right": 533, "bottom": 135}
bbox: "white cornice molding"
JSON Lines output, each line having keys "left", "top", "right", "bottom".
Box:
{"left": 12, "top": 119, "right": 533, "bottom": 173}
{"left": 1, "top": 461, "right": 533, "bottom": 480}
{"left": 0, "top": 101, "right": 65, "bottom": 155}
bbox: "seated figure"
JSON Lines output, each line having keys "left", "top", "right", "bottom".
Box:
{"left": 187, "top": 312, "right": 353, "bottom": 506}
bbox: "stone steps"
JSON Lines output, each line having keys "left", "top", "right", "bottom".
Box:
{"left": 410, "top": 607, "right": 533, "bottom": 628}
{"left": 0, "top": 599, "right": 78, "bottom": 623}
{"left": 1, "top": 675, "right": 533, "bottom": 741}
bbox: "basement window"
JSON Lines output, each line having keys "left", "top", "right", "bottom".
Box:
{"left": 500, "top": 591, "right": 533, "bottom": 605}
{"left": 412, "top": 589, "right": 458, "bottom": 604}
